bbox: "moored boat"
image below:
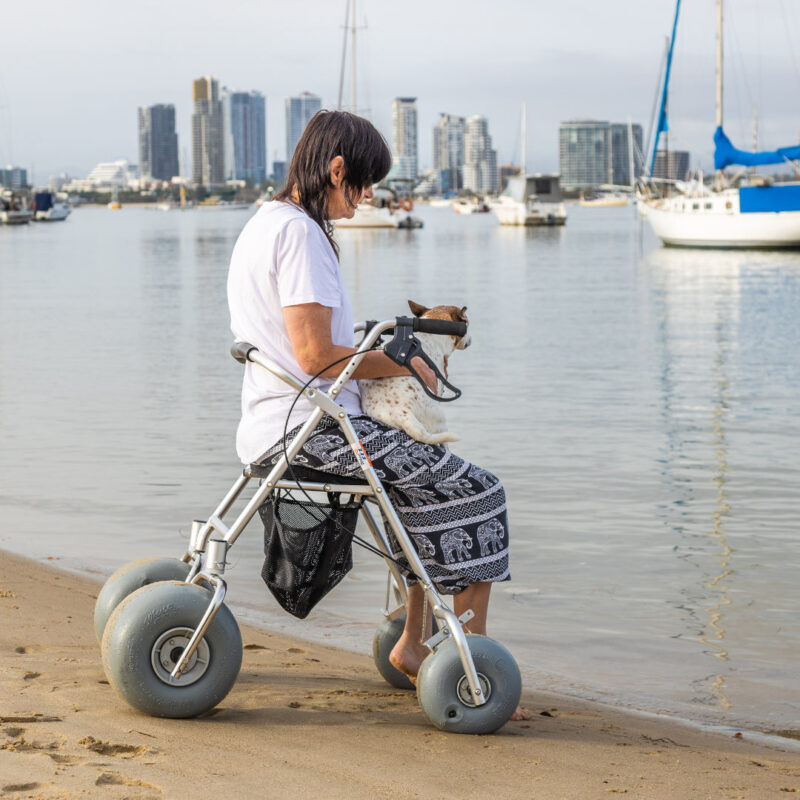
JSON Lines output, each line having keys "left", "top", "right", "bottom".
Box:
{"left": 638, "top": 0, "right": 800, "bottom": 249}
{"left": 32, "top": 191, "right": 71, "bottom": 221}
{"left": 489, "top": 174, "right": 567, "bottom": 226}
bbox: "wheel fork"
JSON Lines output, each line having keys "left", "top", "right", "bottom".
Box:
{"left": 171, "top": 539, "right": 228, "bottom": 680}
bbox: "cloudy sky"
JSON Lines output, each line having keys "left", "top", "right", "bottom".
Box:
{"left": 2, "top": 0, "right": 799, "bottom": 183}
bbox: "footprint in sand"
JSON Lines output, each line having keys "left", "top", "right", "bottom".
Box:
{"left": 22, "top": 671, "right": 41, "bottom": 681}
{"left": 14, "top": 646, "right": 28, "bottom": 654}
{"left": 3, "top": 727, "right": 25, "bottom": 738}
{"left": 2, "top": 784, "right": 39, "bottom": 793}
{"left": 79, "top": 736, "right": 154, "bottom": 758}
{"left": 95, "top": 771, "right": 162, "bottom": 792}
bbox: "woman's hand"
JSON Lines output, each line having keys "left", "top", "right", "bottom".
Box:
{"left": 411, "top": 356, "right": 438, "bottom": 396}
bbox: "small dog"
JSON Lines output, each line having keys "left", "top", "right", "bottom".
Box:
{"left": 359, "top": 300, "right": 470, "bottom": 444}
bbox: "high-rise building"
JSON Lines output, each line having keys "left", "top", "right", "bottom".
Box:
{"left": 433, "top": 113, "right": 465, "bottom": 193}
{"left": 223, "top": 89, "right": 267, "bottom": 184}
{"left": 0, "top": 166, "right": 27, "bottom": 189}
{"left": 463, "top": 115, "right": 498, "bottom": 194}
{"left": 191, "top": 75, "right": 225, "bottom": 188}
{"left": 559, "top": 120, "right": 645, "bottom": 189}
{"left": 652, "top": 149, "right": 690, "bottom": 181}
{"left": 392, "top": 97, "right": 418, "bottom": 182}
{"left": 559, "top": 120, "right": 611, "bottom": 189}
{"left": 285, "top": 93, "right": 321, "bottom": 163}
{"left": 610, "top": 123, "right": 644, "bottom": 186}
{"left": 138, "top": 104, "right": 179, "bottom": 183}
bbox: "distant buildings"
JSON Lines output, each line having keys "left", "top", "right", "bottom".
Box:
{"left": 559, "top": 119, "right": 644, "bottom": 189}
{"left": 463, "top": 115, "right": 498, "bottom": 194}
{"left": 652, "top": 149, "right": 690, "bottom": 181}
{"left": 433, "top": 113, "right": 465, "bottom": 193}
{"left": 285, "top": 92, "right": 321, "bottom": 164}
{"left": 392, "top": 97, "right": 418, "bottom": 182}
{"left": 137, "top": 104, "right": 179, "bottom": 183}
{"left": 222, "top": 89, "right": 267, "bottom": 185}
{"left": 66, "top": 160, "right": 139, "bottom": 190}
{"left": 192, "top": 76, "right": 225, "bottom": 188}
{"left": 0, "top": 166, "right": 28, "bottom": 189}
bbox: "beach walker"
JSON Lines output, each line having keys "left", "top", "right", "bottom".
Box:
{"left": 94, "top": 316, "right": 522, "bottom": 734}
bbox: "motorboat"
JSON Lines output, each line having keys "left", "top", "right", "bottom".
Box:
{"left": 453, "top": 198, "right": 490, "bottom": 215}
{"left": 335, "top": 188, "right": 422, "bottom": 229}
{"left": 489, "top": 174, "right": 567, "bottom": 226}
{"left": 32, "top": 191, "right": 71, "bottom": 221}
{"left": 0, "top": 192, "right": 34, "bottom": 225}
{"left": 579, "top": 192, "right": 629, "bottom": 208}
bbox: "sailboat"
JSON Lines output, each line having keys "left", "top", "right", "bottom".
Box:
{"left": 638, "top": 0, "right": 800, "bottom": 248}
{"left": 489, "top": 102, "right": 567, "bottom": 226}
{"left": 332, "top": 0, "right": 421, "bottom": 230}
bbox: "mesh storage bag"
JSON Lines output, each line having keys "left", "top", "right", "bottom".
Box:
{"left": 259, "top": 490, "right": 360, "bottom": 619}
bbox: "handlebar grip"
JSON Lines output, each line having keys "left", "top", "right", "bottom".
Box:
{"left": 231, "top": 341, "right": 256, "bottom": 364}
{"left": 411, "top": 318, "right": 468, "bottom": 337}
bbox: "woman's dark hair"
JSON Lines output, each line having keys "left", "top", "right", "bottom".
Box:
{"left": 274, "top": 110, "right": 392, "bottom": 257}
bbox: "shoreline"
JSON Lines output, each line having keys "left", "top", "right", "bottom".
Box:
{"left": 2, "top": 549, "right": 800, "bottom": 798}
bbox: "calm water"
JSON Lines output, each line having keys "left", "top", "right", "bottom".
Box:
{"left": 1, "top": 203, "right": 799, "bottom": 734}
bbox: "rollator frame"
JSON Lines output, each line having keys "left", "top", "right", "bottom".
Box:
{"left": 172, "top": 319, "right": 487, "bottom": 707}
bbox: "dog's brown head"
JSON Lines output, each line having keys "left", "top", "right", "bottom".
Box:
{"left": 408, "top": 300, "right": 471, "bottom": 350}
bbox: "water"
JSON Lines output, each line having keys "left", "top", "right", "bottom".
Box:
{"left": 2, "top": 203, "right": 799, "bottom": 734}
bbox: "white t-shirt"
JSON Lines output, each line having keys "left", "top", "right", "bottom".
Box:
{"left": 227, "top": 201, "right": 362, "bottom": 464}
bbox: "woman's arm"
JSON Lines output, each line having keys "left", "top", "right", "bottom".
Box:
{"left": 283, "top": 303, "right": 438, "bottom": 392}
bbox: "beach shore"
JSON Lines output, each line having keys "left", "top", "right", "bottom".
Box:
{"left": 1, "top": 550, "right": 798, "bottom": 799}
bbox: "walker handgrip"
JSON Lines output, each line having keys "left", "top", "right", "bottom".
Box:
{"left": 411, "top": 318, "right": 467, "bottom": 337}
{"left": 231, "top": 341, "right": 257, "bottom": 364}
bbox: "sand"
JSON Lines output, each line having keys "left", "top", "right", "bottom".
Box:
{"left": 1, "top": 550, "right": 799, "bottom": 799}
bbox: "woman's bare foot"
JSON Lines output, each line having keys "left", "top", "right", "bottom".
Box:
{"left": 510, "top": 706, "right": 533, "bottom": 721}
{"left": 389, "top": 632, "right": 429, "bottom": 685}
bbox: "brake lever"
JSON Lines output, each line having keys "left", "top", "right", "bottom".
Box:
{"left": 383, "top": 321, "right": 462, "bottom": 402}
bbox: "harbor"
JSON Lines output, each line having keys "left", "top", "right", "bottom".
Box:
{"left": 2, "top": 202, "right": 800, "bottom": 741}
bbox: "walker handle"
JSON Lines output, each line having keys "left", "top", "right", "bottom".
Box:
{"left": 231, "top": 341, "right": 256, "bottom": 364}
{"left": 411, "top": 317, "right": 468, "bottom": 337}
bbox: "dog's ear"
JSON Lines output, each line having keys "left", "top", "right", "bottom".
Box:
{"left": 408, "top": 300, "right": 428, "bottom": 318}
{"left": 458, "top": 306, "right": 468, "bottom": 322}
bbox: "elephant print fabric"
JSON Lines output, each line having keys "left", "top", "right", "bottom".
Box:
{"left": 259, "top": 415, "right": 510, "bottom": 594}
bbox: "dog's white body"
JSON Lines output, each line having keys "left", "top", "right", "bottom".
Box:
{"left": 359, "top": 330, "right": 469, "bottom": 445}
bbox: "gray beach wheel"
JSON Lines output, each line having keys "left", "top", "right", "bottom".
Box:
{"left": 93, "top": 557, "right": 191, "bottom": 642}
{"left": 372, "top": 615, "right": 414, "bottom": 690}
{"left": 416, "top": 635, "right": 521, "bottom": 734}
{"left": 101, "top": 581, "right": 242, "bottom": 718}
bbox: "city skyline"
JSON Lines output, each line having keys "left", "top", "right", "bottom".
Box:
{"left": 3, "top": 1, "right": 799, "bottom": 183}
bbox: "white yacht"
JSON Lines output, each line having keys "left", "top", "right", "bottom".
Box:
{"left": 489, "top": 174, "right": 567, "bottom": 226}
{"left": 638, "top": 0, "right": 800, "bottom": 248}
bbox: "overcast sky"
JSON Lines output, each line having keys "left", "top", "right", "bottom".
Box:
{"left": 2, "top": 0, "right": 799, "bottom": 183}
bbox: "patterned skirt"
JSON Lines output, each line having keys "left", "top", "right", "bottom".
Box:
{"left": 258, "top": 415, "right": 510, "bottom": 594}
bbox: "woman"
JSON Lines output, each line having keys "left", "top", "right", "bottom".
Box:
{"left": 227, "top": 111, "right": 527, "bottom": 719}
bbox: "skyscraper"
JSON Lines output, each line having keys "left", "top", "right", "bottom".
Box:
{"left": 285, "top": 92, "right": 321, "bottom": 163}
{"left": 652, "top": 150, "right": 690, "bottom": 181}
{"left": 463, "top": 115, "right": 498, "bottom": 194}
{"left": 192, "top": 76, "right": 225, "bottom": 188}
{"left": 559, "top": 120, "right": 645, "bottom": 189}
{"left": 610, "top": 123, "right": 644, "bottom": 186}
{"left": 559, "top": 120, "right": 610, "bottom": 189}
{"left": 223, "top": 89, "right": 267, "bottom": 184}
{"left": 392, "top": 97, "right": 418, "bottom": 182}
{"left": 138, "top": 104, "right": 179, "bottom": 182}
{"left": 433, "top": 113, "right": 465, "bottom": 193}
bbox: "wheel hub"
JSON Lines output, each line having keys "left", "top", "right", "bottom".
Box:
{"left": 456, "top": 672, "right": 491, "bottom": 707}
{"left": 151, "top": 627, "right": 210, "bottom": 686}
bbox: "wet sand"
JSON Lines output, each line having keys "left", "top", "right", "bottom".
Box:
{"left": 1, "top": 549, "right": 799, "bottom": 799}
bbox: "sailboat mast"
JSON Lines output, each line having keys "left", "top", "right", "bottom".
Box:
{"left": 627, "top": 116, "right": 635, "bottom": 188}
{"left": 337, "top": 0, "right": 350, "bottom": 110}
{"left": 351, "top": 0, "right": 357, "bottom": 114}
{"left": 521, "top": 101, "right": 526, "bottom": 176}
{"left": 716, "top": 0, "right": 723, "bottom": 128}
